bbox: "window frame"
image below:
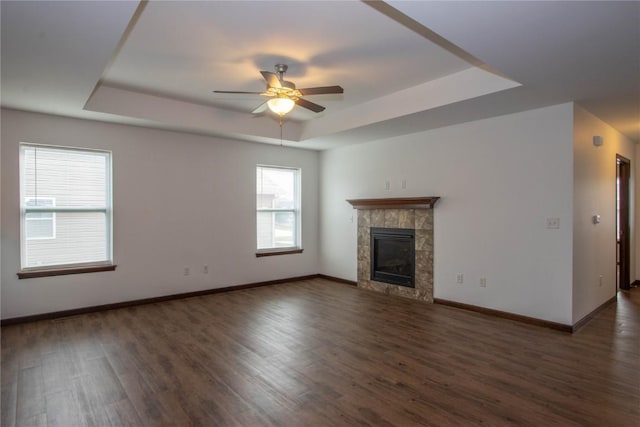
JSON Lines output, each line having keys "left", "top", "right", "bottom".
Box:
{"left": 18, "top": 143, "right": 114, "bottom": 276}
{"left": 255, "top": 165, "right": 302, "bottom": 256}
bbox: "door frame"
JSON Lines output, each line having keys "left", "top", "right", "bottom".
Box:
{"left": 616, "top": 154, "right": 631, "bottom": 291}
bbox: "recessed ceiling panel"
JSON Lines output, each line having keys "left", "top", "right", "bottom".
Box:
{"left": 102, "top": 0, "right": 472, "bottom": 118}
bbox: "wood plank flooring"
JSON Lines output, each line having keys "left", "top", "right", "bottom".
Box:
{"left": 2, "top": 279, "right": 638, "bottom": 426}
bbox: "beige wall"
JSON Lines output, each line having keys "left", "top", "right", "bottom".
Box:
{"left": 572, "top": 104, "right": 636, "bottom": 324}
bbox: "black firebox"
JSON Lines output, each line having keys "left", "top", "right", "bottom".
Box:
{"left": 370, "top": 227, "right": 415, "bottom": 288}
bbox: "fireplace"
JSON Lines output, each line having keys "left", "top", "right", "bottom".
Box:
{"left": 346, "top": 197, "right": 439, "bottom": 302}
{"left": 370, "top": 227, "right": 415, "bottom": 287}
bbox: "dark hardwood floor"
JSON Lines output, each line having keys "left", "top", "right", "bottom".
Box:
{"left": 1, "top": 279, "right": 638, "bottom": 426}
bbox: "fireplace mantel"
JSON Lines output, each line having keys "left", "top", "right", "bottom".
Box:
{"left": 346, "top": 197, "right": 439, "bottom": 210}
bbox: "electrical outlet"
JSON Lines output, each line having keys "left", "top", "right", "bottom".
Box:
{"left": 203, "top": 265, "right": 209, "bottom": 274}
{"left": 385, "top": 180, "right": 391, "bottom": 191}
{"left": 456, "top": 273, "right": 464, "bottom": 284}
{"left": 599, "top": 275, "right": 603, "bottom": 287}
{"left": 480, "top": 278, "right": 487, "bottom": 287}
{"left": 402, "top": 179, "right": 407, "bottom": 189}
{"left": 184, "top": 267, "right": 190, "bottom": 276}
{"left": 546, "top": 217, "right": 560, "bottom": 229}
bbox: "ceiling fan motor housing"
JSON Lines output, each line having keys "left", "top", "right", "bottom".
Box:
{"left": 280, "top": 80, "right": 296, "bottom": 91}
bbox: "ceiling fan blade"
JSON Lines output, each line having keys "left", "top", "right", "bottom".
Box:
{"left": 252, "top": 101, "right": 268, "bottom": 114}
{"left": 260, "top": 71, "right": 281, "bottom": 88}
{"left": 295, "top": 97, "right": 325, "bottom": 113}
{"left": 297, "top": 85, "right": 344, "bottom": 96}
{"left": 213, "top": 90, "right": 264, "bottom": 95}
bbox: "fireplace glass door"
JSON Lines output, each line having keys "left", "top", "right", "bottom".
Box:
{"left": 370, "top": 227, "right": 415, "bottom": 287}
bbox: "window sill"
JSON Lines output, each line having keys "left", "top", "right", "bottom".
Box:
{"left": 256, "top": 248, "right": 304, "bottom": 257}
{"left": 17, "top": 264, "right": 117, "bottom": 279}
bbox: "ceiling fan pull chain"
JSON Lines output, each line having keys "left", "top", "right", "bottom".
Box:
{"left": 280, "top": 117, "right": 284, "bottom": 147}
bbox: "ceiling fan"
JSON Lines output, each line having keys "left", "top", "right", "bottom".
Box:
{"left": 214, "top": 64, "right": 344, "bottom": 116}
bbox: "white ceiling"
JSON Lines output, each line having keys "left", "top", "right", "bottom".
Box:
{"left": 2, "top": 1, "right": 638, "bottom": 150}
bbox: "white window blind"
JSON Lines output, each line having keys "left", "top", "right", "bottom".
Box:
{"left": 256, "top": 165, "right": 301, "bottom": 251}
{"left": 25, "top": 197, "right": 56, "bottom": 240}
{"left": 20, "top": 144, "right": 112, "bottom": 269}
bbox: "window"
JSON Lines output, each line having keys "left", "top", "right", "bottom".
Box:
{"left": 20, "top": 144, "right": 113, "bottom": 271}
{"left": 256, "top": 165, "right": 301, "bottom": 254}
{"left": 25, "top": 197, "right": 56, "bottom": 240}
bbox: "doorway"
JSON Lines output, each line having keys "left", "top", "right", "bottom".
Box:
{"left": 616, "top": 155, "right": 631, "bottom": 290}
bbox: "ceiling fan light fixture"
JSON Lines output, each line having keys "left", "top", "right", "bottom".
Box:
{"left": 267, "top": 96, "right": 295, "bottom": 116}
{"left": 214, "top": 64, "right": 342, "bottom": 116}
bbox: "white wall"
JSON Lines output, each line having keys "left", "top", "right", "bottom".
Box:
{"left": 1, "top": 109, "right": 319, "bottom": 319}
{"left": 0, "top": 109, "right": 2, "bottom": 316}
{"left": 5, "top": 103, "right": 632, "bottom": 325}
{"left": 572, "top": 104, "right": 635, "bottom": 323}
{"left": 320, "top": 104, "right": 575, "bottom": 324}
{"left": 637, "top": 143, "right": 640, "bottom": 283}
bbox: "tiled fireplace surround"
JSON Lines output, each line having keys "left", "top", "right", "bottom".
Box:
{"left": 347, "top": 198, "right": 439, "bottom": 302}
